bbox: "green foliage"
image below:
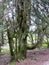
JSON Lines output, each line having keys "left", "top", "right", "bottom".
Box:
{"left": 41, "top": 43, "right": 48, "bottom": 48}
{"left": 0, "top": 0, "right": 49, "bottom": 61}
{"left": 10, "top": 61, "right": 16, "bottom": 65}
{"left": 27, "top": 43, "right": 33, "bottom": 48}
{"left": 1, "top": 49, "right": 10, "bottom": 54}
{"left": 16, "top": 52, "right": 25, "bottom": 60}
{"left": 0, "top": 5, "right": 3, "bottom": 13}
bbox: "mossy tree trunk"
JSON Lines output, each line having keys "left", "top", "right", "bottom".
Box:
{"left": 0, "top": 45, "right": 1, "bottom": 53}
{"left": 6, "top": 21, "right": 15, "bottom": 60}
{"left": 7, "top": 28, "right": 15, "bottom": 60}
{"left": 15, "top": 0, "right": 31, "bottom": 59}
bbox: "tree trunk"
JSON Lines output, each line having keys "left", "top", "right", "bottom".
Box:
{"left": 7, "top": 29, "right": 15, "bottom": 60}
{"left": 15, "top": 0, "right": 31, "bottom": 59}
{"left": 14, "top": 37, "right": 18, "bottom": 60}
{"left": 0, "top": 45, "right": 1, "bottom": 53}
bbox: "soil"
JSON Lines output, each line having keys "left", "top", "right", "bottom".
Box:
{"left": 0, "top": 54, "right": 11, "bottom": 65}
{"left": 16, "top": 48, "right": 49, "bottom": 65}
{"left": 0, "top": 48, "right": 49, "bottom": 65}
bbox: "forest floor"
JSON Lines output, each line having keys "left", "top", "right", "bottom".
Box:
{"left": 16, "top": 48, "right": 49, "bottom": 65}
{"left": 0, "top": 48, "right": 49, "bottom": 65}
{"left": 0, "top": 54, "right": 11, "bottom": 65}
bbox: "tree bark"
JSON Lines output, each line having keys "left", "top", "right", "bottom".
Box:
{"left": 7, "top": 28, "right": 15, "bottom": 60}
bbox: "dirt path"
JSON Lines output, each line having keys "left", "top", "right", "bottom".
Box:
{"left": 0, "top": 49, "right": 49, "bottom": 65}
{"left": 16, "top": 48, "right": 49, "bottom": 65}
{"left": 0, "top": 54, "right": 11, "bottom": 65}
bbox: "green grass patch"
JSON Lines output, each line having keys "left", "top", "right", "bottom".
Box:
{"left": 27, "top": 43, "right": 33, "bottom": 48}
{"left": 42, "top": 43, "right": 48, "bottom": 48}
{"left": 10, "top": 61, "right": 16, "bottom": 65}
{"left": 1, "top": 49, "right": 10, "bottom": 54}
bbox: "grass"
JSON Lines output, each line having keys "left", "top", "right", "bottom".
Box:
{"left": 1, "top": 48, "right": 10, "bottom": 54}
{"left": 27, "top": 43, "right": 33, "bottom": 48}
{"left": 10, "top": 61, "right": 16, "bottom": 65}
{"left": 0, "top": 48, "right": 16, "bottom": 65}
{"left": 41, "top": 43, "right": 48, "bottom": 48}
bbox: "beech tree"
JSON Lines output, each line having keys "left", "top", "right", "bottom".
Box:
{"left": 0, "top": 0, "right": 49, "bottom": 61}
